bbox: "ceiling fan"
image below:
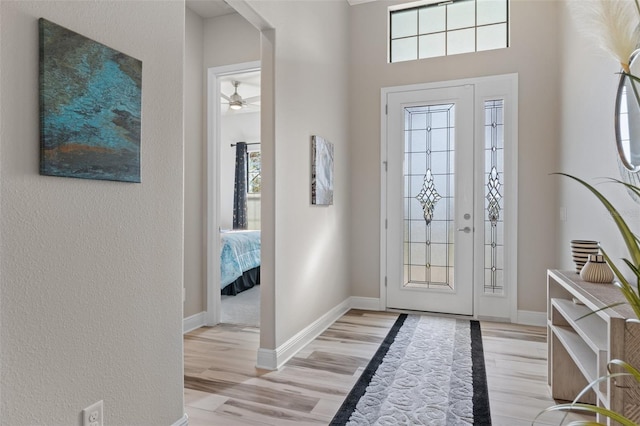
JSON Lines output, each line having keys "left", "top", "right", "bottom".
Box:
{"left": 221, "top": 81, "right": 260, "bottom": 111}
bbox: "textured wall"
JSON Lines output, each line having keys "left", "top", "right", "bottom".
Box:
{"left": 203, "top": 13, "right": 261, "bottom": 69}
{"left": 0, "top": 1, "right": 185, "bottom": 425}
{"left": 184, "top": 7, "right": 206, "bottom": 319}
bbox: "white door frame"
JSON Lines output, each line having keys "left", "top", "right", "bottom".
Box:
{"left": 380, "top": 74, "right": 519, "bottom": 322}
{"left": 205, "top": 60, "right": 261, "bottom": 326}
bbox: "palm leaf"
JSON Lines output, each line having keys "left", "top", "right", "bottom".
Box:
{"left": 534, "top": 373, "right": 633, "bottom": 425}
{"left": 537, "top": 403, "right": 637, "bottom": 425}
{"left": 575, "top": 301, "right": 627, "bottom": 320}
{"left": 608, "top": 359, "right": 640, "bottom": 382}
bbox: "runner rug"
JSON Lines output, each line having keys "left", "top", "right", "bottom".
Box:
{"left": 330, "top": 314, "right": 491, "bottom": 425}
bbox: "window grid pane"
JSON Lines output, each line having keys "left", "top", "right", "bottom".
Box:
{"left": 390, "top": 0, "right": 508, "bottom": 63}
{"left": 477, "top": 23, "right": 507, "bottom": 52}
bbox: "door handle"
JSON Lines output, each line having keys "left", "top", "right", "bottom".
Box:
{"left": 457, "top": 227, "right": 471, "bottom": 233}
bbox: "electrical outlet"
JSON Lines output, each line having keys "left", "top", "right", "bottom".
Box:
{"left": 82, "top": 400, "right": 103, "bottom": 426}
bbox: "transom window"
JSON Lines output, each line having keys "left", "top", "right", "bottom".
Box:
{"left": 389, "top": 0, "right": 509, "bottom": 63}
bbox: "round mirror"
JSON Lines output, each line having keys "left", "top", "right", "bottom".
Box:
{"left": 616, "top": 49, "right": 640, "bottom": 172}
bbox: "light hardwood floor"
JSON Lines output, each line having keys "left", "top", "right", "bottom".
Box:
{"left": 184, "top": 310, "right": 592, "bottom": 425}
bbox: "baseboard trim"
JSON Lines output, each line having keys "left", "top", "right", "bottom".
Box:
{"left": 516, "top": 310, "right": 546, "bottom": 326}
{"left": 349, "top": 296, "right": 382, "bottom": 311}
{"left": 256, "top": 348, "right": 278, "bottom": 370}
{"left": 172, "top": 413, "right": 189, "bottom": 426}
{"left": 183, "top": 311, "right": 206, "bottom": 334}
{"left": 256, "top": 298, "right": 352, "bottom": 370}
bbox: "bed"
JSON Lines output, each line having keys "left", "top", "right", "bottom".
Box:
{"left": 220, "top": 230, "right": 261, "bottom": 295}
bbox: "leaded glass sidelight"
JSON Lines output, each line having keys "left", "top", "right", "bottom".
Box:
{"left": 404, "top": 104, "right": 455, "bottom": 289}
{"left": 484, "top": 100, "right": 504, "bottom": 294}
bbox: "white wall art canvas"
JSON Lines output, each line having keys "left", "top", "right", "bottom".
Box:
{"left": 311, "top": 135, "right": 334, "bottom": 205}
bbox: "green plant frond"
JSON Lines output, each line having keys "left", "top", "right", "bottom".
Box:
{"left": 607, "top": 177, "right": 640, "bottom": 197}
{"left": 608, "top": 359, "right": 640, "bottom": 382}
{"left": 604, "top": 257, "right": 630, "bottom": 291}
{"left": 622, "top": 257, "right": 640, "bottom": 277}
{"left": 620, "top": 258, "right": 640, "bottom": 292}
{"left": 601, "top": 251, "right": 640, "bottom": 307}
{"left": 538, "top": 403, "right": 637, "bottom": 425}
{"left": 554, "top": 173, "right": 640, "bottom": 267}
{"left": 624, "top": 72, "right": 640, "bottom": 85}
{"left": 600, "top": 250, "right": 640, "bottom": 317}
{"left": 618, "top": 259, "right": 640, "bottom": 316}
{"left": 571, "top": 372, "right": 631, "bottom": 404}
{"left": 576, "top": 302, "right": 627, "bottom": 320}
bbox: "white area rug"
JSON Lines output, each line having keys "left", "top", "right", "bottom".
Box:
{"left": 220, "top": 285, "right": 260, "bottom": 327}
{"left": 331, "top": 315, "right": 490, "bottom": 425}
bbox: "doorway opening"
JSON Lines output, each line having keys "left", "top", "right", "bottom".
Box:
{"left": 207, "top": 62, "right": 261, "bottom": 327}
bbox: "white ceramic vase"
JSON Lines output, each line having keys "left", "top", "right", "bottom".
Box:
{"left": 580, "top": 254, "right": 614, "bottom": 284}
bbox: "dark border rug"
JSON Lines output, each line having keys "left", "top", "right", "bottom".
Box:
{"left": 330, "top": 314, "right": 491, "bottom": 425}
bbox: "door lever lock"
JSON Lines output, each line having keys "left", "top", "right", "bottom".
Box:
{"left": 457, "top": 226, "right": 471, "bottom": 233}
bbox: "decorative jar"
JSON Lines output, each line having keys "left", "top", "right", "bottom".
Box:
{"left": 580, "top": 254, "right": 614, "bottom": 284}
{"left": 570, "top": 240, "right": 600, "bottom": 273}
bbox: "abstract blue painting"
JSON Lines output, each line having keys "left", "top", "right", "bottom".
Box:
{"left": 39, "top": 18, "right": 142, "bottom": 183}
{"left": 311, "top": 135, "right": 334, "bottom": 205}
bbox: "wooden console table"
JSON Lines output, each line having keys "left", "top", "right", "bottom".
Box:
{"left": 547, "top": 269, "right": 640, "bottom": 424}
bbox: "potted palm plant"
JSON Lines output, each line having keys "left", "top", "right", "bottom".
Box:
{"left": 535, "top": 175, "right": 640, "bottom": 425}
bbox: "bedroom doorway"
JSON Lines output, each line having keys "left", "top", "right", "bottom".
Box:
{"left": 207, "top": 62, "right": 262, "bottom": 328}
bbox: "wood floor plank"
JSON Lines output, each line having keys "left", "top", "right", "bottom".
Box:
{"left": 184, "top": 311, "right": 594, "bottom": 425}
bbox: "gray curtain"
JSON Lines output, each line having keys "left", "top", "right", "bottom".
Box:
{"left": 233, "top": 142, "right": 248, "bottom": 229}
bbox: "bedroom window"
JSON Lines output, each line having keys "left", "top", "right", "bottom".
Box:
{"left": 389, "top": 0, "right": 509, "bottom": 63}
{"left": 247, "top": 151, "right": 261, "bottom": 194}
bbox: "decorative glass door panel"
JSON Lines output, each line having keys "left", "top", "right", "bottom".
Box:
{"left": 404, "top": 104, "right": 455, "bottom": 289}
{"left": 484, "top": 100, "right": 504, "bottom": 294}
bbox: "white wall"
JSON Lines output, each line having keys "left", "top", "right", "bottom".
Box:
{"left": 184, "top": 7, "right": 205, "bottom": 319}
{"left": 556, "top": 2, "right": 640, "bottom": 277}
{"left": 204, "top": 13, "right": 261, "bottom": 68}
{"left": 0, "top": 2, "right": 185, "bottom": 425}
{"left": 247, "top": 0, "right": 352, "bottom": 347}
{"left": 220, "top": 111, "right": 261, "bottom": 230}
{"left": 348, "top": 0, "right": 561, "bottom": 313}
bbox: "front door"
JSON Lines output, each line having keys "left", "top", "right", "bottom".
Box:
{"left": 385, "top": 85, "right": 474, "bottom": 315}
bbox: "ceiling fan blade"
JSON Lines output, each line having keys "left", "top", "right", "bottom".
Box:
{"left": 221, "top": 93, "right": 231, "bottom": 102}
{"left": 243, "top": 96, "right": 260, "bottom": 104}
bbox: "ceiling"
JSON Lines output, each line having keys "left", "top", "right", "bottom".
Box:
{"left": 186, "top": 0, "right": 236, "bottom": 19}
{"left": 186, "top": 0, "right": 376, "bottom": 19}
